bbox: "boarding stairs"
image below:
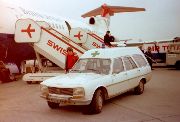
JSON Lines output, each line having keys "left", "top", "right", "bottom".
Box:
{"left": 14, "top": 19, "right": 108, "bottom": 83}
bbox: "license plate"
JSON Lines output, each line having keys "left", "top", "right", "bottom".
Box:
{"left": 48, "top": 97, "right": 70, "bottom": 104}
{"left": 59, "top": 100, "right": 70, "bottom": 104}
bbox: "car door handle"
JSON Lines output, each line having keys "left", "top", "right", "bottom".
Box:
{"left": 124, "top": 73, "right": 127, "bottom": 75}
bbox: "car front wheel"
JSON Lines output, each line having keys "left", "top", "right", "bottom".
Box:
{"left": 47, "top": 101, "right": 59, "bottom": 109}
{"left": 26, "top": 81, "right": 32, "bottom": 84}
{"left": 89, "top": 89, "right": 104, "bottom": 114}
{"left": 175, "top": 61, "right": 180, "bottom": 70}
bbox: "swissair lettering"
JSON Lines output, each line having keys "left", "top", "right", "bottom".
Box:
{"left": 92, "top": 42, "right": 101, "bottom": 48}
{"left": 47, "top": 40, "right": 67, "bottom": 56}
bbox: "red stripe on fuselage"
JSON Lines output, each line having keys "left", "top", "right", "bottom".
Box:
{"left": 41, "top": 27, "right": 85, "bottom": 54}
{"left": 87, "top": 33, "right": 112, "bottom": 48}
{"left": 47, "top": 28, "right": 87, "bottom": 51}
{"left": 87, "top": 33, "right": 104, "bottom": 43}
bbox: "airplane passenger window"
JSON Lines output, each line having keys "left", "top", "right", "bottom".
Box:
{"left": 112, "top": 58, "right": 124, "bottom": 74}
{"left": 27, "top": 11, "right": 30, "bottom": 15}
{"left": 32, "top": 12, "right": 35, "bottom": 16}
{"left": 52, "top": 23, "right": 55, "bottom": 28}
{"left": 55, "top": 24, "right": 58, "bottom": 29}
{"left": 59, "top": 25, "right": 61, "bottom": 29}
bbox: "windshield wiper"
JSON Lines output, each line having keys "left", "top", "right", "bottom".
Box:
{"left": 70, "top": 69, "right": 81, "bottom": 73}
{"left": 86, "top": 68, "right": 100, "bottom": 74}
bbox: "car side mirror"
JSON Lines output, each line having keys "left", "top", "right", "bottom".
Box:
{"left": 112, "top": 73, "right": 117, "bottom": 76}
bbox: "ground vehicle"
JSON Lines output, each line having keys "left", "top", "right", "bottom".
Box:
{"left": 166, "top": 43, "right": 180, "bottom": 69}
{"left": 40, "top": 47, "right": 152, "bottom": 114}
{"left": 0, "top": 61, "right": 11, "bottom": 83}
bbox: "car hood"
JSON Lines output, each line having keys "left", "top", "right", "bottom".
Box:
{"left": 41, "top": 73, "right": 103, "bottom": 88}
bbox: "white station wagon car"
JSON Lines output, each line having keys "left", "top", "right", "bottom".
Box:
{"left": 40, "top": 47, "right": 152, "bottom": 114}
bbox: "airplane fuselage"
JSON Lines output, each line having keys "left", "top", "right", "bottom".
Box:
{"left": 0, "top": 2, "right": 145, "bottom": 71}
{"left": 0, "top": 2, "right": 106, "bottom": 69}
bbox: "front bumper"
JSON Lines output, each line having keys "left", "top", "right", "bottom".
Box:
{"left": 41, "top": 94, "right": 91, "bottom": 105}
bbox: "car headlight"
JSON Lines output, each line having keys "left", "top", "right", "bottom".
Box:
{"left": 73, "top": 87, "right": 85, "bottom": 99}
{"left": 40, "top": 85, "right": 49, "bottom": 97}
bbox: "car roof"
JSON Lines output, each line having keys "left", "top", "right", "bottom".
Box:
{"left": 80, "top": 47, "right": 143, "bottom": 59}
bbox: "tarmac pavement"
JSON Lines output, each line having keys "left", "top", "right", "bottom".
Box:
{"left": 0, "top": 68, "right": 180, "bottom": 122}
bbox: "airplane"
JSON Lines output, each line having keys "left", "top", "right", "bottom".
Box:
{"left": 0, "top": 2, "right": 145, "bottom": 72}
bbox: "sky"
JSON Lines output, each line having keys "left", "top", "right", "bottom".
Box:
{"left": 2, "top": 0, "right": 180, "bottom": 42}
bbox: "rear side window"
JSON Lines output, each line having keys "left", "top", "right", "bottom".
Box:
{"left": 132, "top": 54, "right": 148, "bottom": 67}
{"left": 112, "top": 58, "right": 124, "bottom": 74}
{"left": 123, "top": 56, "right": 137, "bottom": 71}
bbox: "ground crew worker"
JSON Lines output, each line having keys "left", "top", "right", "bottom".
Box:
{"left": 104, "top": 31, "right": 112, "bottom": 46}
{"left": 65, "top": 47, "right": 79, "bottom": 73}
{"left": 145, "top": 47, "right": 154, "bottom": 70}
{"left": 138, "top": 45, "right": 144, "bottom": 53}
{"left": 0, "top": 44, "right": 6, "bottom": 61}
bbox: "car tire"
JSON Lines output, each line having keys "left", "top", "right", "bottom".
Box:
{"left": 26, "top": 81, "right": 32, "bottom": 84}
{"left": 47, "top": 101, "right": 59, "bottom": 109}
{"left": 134, "top": 80, "right": 144, "bottom": 95}
{"left": 89, "top": 89, "right": 104, "bottom": 114}
{"left": 175, "top": 61, "right": 180, "bottom": 70}
{"left": 0, "top": 69, "right": 11, "bottom": 83}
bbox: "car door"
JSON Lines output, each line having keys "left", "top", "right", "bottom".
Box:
{"left": 123, "top": 56, "right": 140, "bottom": 89}
{"left": 132, "top": 54, "right": 152, "bottom": 82}
{"left": 109, "top": 57, "right": 129, "bottom": 96}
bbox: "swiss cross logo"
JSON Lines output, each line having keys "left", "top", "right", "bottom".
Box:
{"left": 91, "top": 51, "right": 100, "bottom": 57}
{"left": 21, "top": 24, "right": 35, "bottom": 38}
{"left": 74, "top": 31, "right": 83, "bottom": 40}
{"left": 101, "top": 4, "right": 110, "bottom": 17}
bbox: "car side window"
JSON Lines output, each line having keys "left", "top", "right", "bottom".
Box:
{"left": 101, "top": 59, "right": 111, "bottom": 74}
{"left": 132, "top": 54, "right": 148, "bottom": 67}
{"left": 112, "top": 58, "right": 124, "bottom": 74}
{"left": 123, "top": 56, "right": 137, "bottom": 71}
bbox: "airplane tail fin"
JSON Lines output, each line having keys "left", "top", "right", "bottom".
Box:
{"left": 81, "top": 3, "right": 145, "bottom": 18}
{"left": 81, "top": 3, "right": 145, "bottom": 30}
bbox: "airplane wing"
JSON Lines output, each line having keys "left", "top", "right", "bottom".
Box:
{"left": 81, "top": 7, "right": 103, "bottom": 18}
{"left": 82, "top": 4, "right": 145, "bottom": 18}
{"left": 107, "top": 6, "right": 145, "bottom": 13}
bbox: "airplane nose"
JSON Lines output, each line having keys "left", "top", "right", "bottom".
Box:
{"left": 0, "top": 6, "right": 17, "bottom": 34}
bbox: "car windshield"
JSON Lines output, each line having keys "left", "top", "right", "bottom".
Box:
{"left": 70, "top": 58, "right": 111, "bottom": 75}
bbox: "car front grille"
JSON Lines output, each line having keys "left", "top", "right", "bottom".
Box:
{"left": 48, "top": 87, "right": 73, "bottom": 96}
